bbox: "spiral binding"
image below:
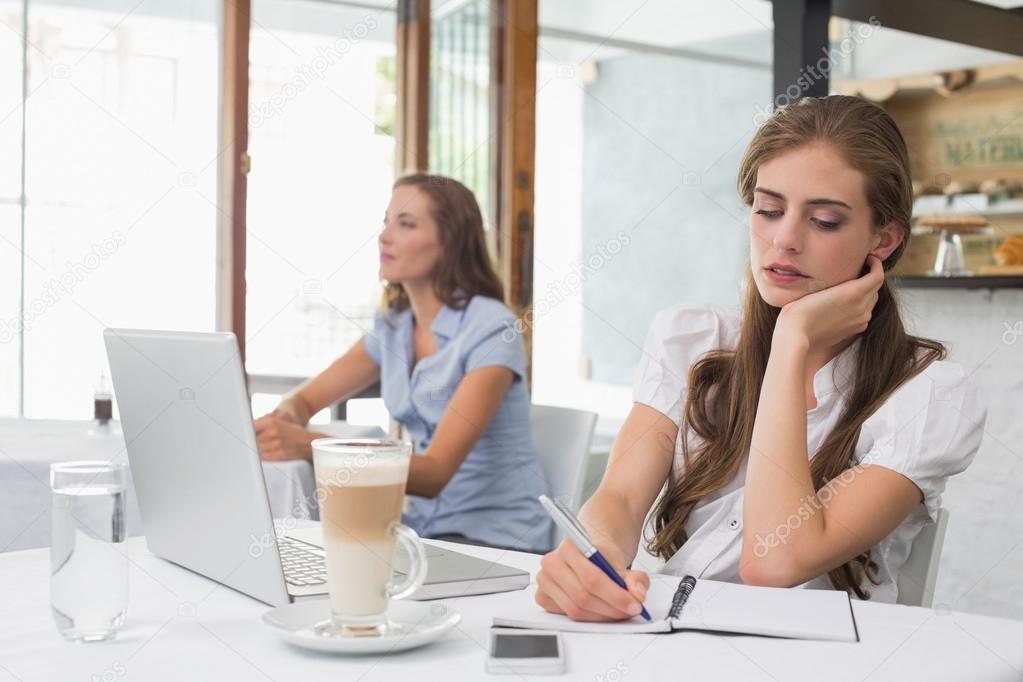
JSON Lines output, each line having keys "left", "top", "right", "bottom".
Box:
{"left": 668, "top": 575, "right": 697, "bottom": 619}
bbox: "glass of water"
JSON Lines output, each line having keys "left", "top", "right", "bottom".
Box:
{"left": 50, "top": 461, "right": 128, "bottom": 642}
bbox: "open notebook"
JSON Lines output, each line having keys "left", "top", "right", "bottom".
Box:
{"left": 494, "top": 575, "right": 859, "bottom": 642}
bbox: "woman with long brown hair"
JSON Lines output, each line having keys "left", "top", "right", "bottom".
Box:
{"left": 255, "top": 173, "right": 553, "bottom": 553}
{"left": 535, "top": 95, "right": 987, "bottom": 618}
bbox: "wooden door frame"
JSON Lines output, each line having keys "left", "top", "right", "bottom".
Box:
{"left": 218, "top": 0, "right": 250, "bottom": 362}
{"left": 491, "top": 0, "right": 538, "bottom": 356}
{"left": 396, "top": 0, "right": 431, "bottom": 172}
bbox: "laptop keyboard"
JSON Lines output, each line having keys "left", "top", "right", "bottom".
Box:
{"left": 278, "top": 536, "right": 327, "bottom": 587}
{"left": 278, "top": 535, "right": 447, "bottom": 587}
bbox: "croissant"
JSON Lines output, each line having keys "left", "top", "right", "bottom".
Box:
{"left": 994, "top": 234, "right": 1023, "bottom": 266}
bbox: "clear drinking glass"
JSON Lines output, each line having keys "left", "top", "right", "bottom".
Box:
{"left": 50, "top": 461, "right": 128, "bottom": 642}
{"left": 311, "top": 438, "right": 428, "bottom": 637}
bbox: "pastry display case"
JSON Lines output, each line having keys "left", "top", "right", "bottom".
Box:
{"left": 838, "top": 63, "right": 1023, "bottom": 289}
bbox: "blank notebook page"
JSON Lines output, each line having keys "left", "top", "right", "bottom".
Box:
{"left": 674, "top": 578, "right": 857, "bottom": 642}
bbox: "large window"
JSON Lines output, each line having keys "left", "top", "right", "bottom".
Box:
{"left": 245, "top": 0, "right": 397, "bottom": 388}
{"left": 3, "top": 0, "right": 219, "bottom": 419}
{"left": 0, "top": 1, "right": 24, "bottom": 416}
{"left": 429, "top": 0, "right": 492, "bottom": 224}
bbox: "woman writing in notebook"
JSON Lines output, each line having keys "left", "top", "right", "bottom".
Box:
{"left": 535, "top": 95, "right": 986, "bottom": 620}
{"left": 254, "top": 173, "right": 553, "bottom": 553}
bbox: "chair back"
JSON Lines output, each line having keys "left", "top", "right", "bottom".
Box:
{"left": 897, "top": 507, "right": 950, "bottom": 607}
{"left": 530, "top": 404, "right": 598, "bottom": 545}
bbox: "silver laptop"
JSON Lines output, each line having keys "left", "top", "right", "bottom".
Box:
{"left": 103, "top": 328, "right": 529, "bottom": 607}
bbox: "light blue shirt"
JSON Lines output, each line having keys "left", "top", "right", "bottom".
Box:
{"left": 362, "top": 295, "right": 553, "bottom": 552}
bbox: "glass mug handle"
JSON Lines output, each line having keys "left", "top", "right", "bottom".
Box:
{"left": 387, "top": 523, "right": 428, "bottom": 600}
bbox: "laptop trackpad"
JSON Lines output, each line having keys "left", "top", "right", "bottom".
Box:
{"left": 392, "top": 545, "right": 448, "bottom": 576}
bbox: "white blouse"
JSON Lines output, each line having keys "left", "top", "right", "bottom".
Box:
{"left": 633, "top": 304, "right": 987, "bottom": 603}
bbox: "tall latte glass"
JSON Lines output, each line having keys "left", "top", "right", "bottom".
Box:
{"left": 311, "top": 438, "right": 428, "bottom": 636}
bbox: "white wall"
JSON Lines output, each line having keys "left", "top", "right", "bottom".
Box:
{"left": 898, "top": 287, "right": 1023, "bottom": 620}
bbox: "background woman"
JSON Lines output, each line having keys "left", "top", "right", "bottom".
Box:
{"left": 256, "top": 173, "right": 553, "bottom": 553}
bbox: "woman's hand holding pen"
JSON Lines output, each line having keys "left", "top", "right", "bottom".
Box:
{"left": 535, "top": 539, "right": 650, "bottom": 622}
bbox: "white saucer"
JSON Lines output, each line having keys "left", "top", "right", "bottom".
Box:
{"left": 262, "top": 599, "right": 461, "bottom": 654}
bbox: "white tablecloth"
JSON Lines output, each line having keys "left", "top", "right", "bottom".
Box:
{"left": 0, "top": 419, "right": 380, "bottom": 553}
{"left": 0, "top": 536, "right": 1021, "bottom": 681}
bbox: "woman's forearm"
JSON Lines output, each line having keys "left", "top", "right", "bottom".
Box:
{"left": 742, "top": 334, "right": 823, "bottom": 580}
{"left": 276, "top": 339, "right": 382, "bottom": 427}
{"left": 277, "top": 393, "right": 314, "bottom": 425}
{"left": 405, "top": 454, "right": 447, "bottom": 499}
{"left": 578, "top": 489, "right": 645, "bottom": 570}
{"left": 403, "top": 366, "right": 514, "bottom": 500}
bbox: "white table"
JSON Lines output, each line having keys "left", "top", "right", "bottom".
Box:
{"left": 1, "top": 537, "right": 1021, "bottom": 681}
{"left": 0, "top": 419, "right": 380, "bottom": 553}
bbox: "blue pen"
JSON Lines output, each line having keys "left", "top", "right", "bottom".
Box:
{"left": 539, "top": 494, "right": 651, "bottom": 622}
